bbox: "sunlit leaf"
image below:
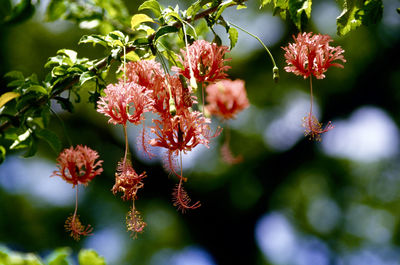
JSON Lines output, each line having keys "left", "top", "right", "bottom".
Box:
{"left": 78, "top": 249, "right": 106, "bottom": 265}
{"left": 337, "top": 0, "right": 382, "bottom": 36}
{"left": 131, "top": 14, "right": 155, "bottom": 30}
{"left": 228, "top": 27, "right": 238, "bottom": 50}
{"left": 10, "top": 128, "right": 32, "bottom": 150}
{"left": 138, "top": 0, "right": 162, "bottom": 18}
{"left": 46, "top": 247, "right": 72, "bottom": 265}
{"left": 288, "top": 0, "right": 312, "bottom": 30}
{"left": 0, "top": 92, "right": 20, "bottom": 108}
{"left": 26, "top": 85, "right": 48, "bottom": 95}
{"left": 154, "top": 25, "right": 179, "bottom": 41}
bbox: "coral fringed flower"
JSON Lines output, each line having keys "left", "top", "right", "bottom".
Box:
{"left": 64, "top": 214, "right": 93, "bottom": 241}
{"left": 205, "top": 79, "right": 249, "bottom": 120}
{"left": 112, "top": 160, "right": 146, "bottom": 201}
{"left": 52, "top": 145, "right": 103, "bottom": 187}
{"left": 173, "top": 40, "right": 231, "bottom": 83}
{"left": 97, "top": 82, "right": 153, "bottom": 125}
{"left": 220, "top": 138, "right": 243, "bottom": 165}
{"left": 283, "top": 32, "right": 346, "bottom": 79}
{"left": 302, "top": 113, "right": 334, "bottom": 141}
{"left": 52, "top": 145, "right": 102, "bottom": 240}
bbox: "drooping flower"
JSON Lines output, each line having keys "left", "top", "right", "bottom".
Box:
{"left": 52, "top": 145, "right": 102, "bottom": 240}
{"left": 205, "top": 79, "right": 249, "bottom": 120}
{"left": 52, "top": 145, "right": 103, "bottom": 187}
{"left": 302, "top": 113, "right": 334, "bottom": 141}
{"left": 172, "top": 178, "right": 201, "bottom": 213}
{"left": 282, "top": 32, "right": 346, "bottom": 79}
{"left": 173, "top": 40, "right": 231, "bottom": 84}
{"left": 112, "top": 160, "right": 146, "bottom": 201}
{"left": 97, "top": 81, "right": 153, "bottom": 125}
{"left": 150, "top": 111, "right": 220, "bottom": 156}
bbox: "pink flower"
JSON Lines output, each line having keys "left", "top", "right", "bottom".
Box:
{"left": 282, "top": 32, "right": 346, "bottom": 79}
{"left": 125, "top": 59, "right": 165, "bottom": 90}
{"left": 112, "top": 160, "right": 146, "bottom": 201}
{"left": 52, "top": 145, "right": 103, "bottom": 187}
{"left": 64, "top": 214, "right": 93, "bottom": 241}
{"left": 97, "top": 81, "right": 153, "bottom": 125}
{"left": 205, "top": 79, "right": 249, "bottom": 119}
{"left": 150, "top": 111, "right": 220, "bottom": 155}
{"left": 173, "top": 40, "right": 231, "bottom": 83}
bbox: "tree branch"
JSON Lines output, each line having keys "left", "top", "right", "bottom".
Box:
{"left": 0, "top": 1, "right": 246, "bottom": 134}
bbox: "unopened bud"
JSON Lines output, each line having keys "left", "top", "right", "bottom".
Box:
{"left": 273, "top": 66, "right": 279, "bottom": 83}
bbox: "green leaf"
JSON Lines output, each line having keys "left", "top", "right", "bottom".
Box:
{"left": 4, "top": 70, "right": 24, "bottom": 80}
{"left": 79, "top": 35, "right": 108, "bottom": 47}
{"left": 133, "top": 38, "right": 151, "bottom": 46}
{"left": 214, "top": 0, "right": 234, "bottom": 21}
{"left": 260, "top": 0, "right": 272, "bottom": 8}
{"left": 26, "top": 85, "right": 48, "bottom": 95}
{"left": 46, "top": 248, "right": 72, "bottom": 265}
{"left": 78, "top": 249, "right": 106, "bottom": 265}
{"left": 187, "top": 0, "right": 203, "bottom": 18}
{"left": 41, "top": 105, "right": 51, "bottom": 127}
{"left": 0, "top": 92, "right": 20, "bottom": 108}
{"left": 131, "top": 14, "right": 155, "bottom": 30}
{"left": 3, "top": 0, "right": 35, "bottom": 25}
{"left": 138, "top": 0, "right": 162, "bottom": 18}
{"left": 0, "top": 146, "right": 6, "bottom": 164}
{"left": 336, "top": 0, "right": 382, "bottom": 36}
{"left": 154, "top": 25, "right": 179, "bottom": 41}
{"left": 228, "top": 27, "right": 238, "bottom": 50}
{"left": 23, "top": 137, "right": 37, "bottom": 158}
{"left": 125, "top": 51, "right": 140, "bottom": 61}
{"left": 288, "top": 0, "right": 312, "bottom": 30}
{"left": 57, "top": 49, "right": 78, "bottom": 64}
{"left": 10, "top": 128, "right": 32, "bottom": 150}
{"left": 36, "top": 129, "right": 62, "bottom": 153}
{"left": 45, "top": 0, "right": 67, "bottom": 21}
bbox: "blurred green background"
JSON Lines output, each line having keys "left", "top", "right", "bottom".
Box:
{"left": 1, "top": 0, "right": 400, "bottom": 265}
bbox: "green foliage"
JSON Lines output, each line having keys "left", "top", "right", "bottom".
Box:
{"left": 261, "top": 0, "right": 383, "bottom": 34}
{"left": 0, "top": 246, "right": 106, "bottom": 265}
{"left": 337, "top": 0, "right": 383, "bottom": 36}
{"left": 78, "top": 250, "right": 106, "bottom": 265}
{"left": 139, "top": 0, "right": 163, "bottom": 18}
{"left": 0, "top": 0, "right": 35, "bottom": 25}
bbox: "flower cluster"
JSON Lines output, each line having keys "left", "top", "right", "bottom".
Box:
{"left": 52, "top": 145, "right": 103, "bottom": 240}
{"left": 94, "top": 39, "right": 249, "bottom": 236}
{"left": 283, "top": 32, "right": 345, "bottom": 140}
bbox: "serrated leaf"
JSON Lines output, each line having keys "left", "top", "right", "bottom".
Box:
{"left": 36, "top": 129, "right": 62, "bottom": 153}
{"left": 154, "top": 25, "right": 179, "bottom": 41}
{"left": 78, "top": 249, "right": 106, "bottom": 265}
{"left": 131, "top": 14, "right": 155, "bottom": 30}
{"left": 26, "top": 85, "right": 48, "bottom": 95}
{"left": 138, "top": 0, "right": 162, "bottom": 18}
{"left": 4, "top": 70, "right": 24, "bottom": 80}
{"left": 228, "top": 27, "right": 238, "bottom": 50}
{"left": 0, "top": 92, "right": 20, "bottom": 108}
{"left": 288, "top": 0, "right": 312, "bottom": 30}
